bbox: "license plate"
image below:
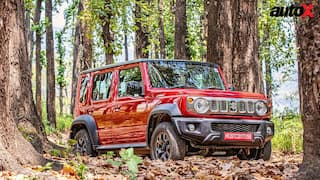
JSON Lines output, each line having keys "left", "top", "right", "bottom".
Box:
{"left": 224, "top": 132, "right": 253, "bottom": 141}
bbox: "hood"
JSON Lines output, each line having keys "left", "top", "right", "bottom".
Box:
{"left": 151, "top": 88, "right": 267, "bottom": 100}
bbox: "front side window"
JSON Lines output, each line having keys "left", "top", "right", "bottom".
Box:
{"left": 92, "top": 72, "right": 113, "bottom": 101}
{"left": 118, "top": 66, "right": 143, "bottom": 97}
{"left": 79, "top": 76, "right": 89, "bottom": 103}
{"left": 148, "top": 61, "right": 225, "bottom": 90}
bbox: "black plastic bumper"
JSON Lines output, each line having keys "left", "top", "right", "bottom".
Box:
{"left": 173, "top": 117, "right": 274, "bottom": 148}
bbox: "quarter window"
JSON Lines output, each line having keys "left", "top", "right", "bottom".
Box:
{"left": 92, "top": 72, "right": 113, "bottom": 101}
{"left": 79, "top": 76, "right": 89, "bottom": 103}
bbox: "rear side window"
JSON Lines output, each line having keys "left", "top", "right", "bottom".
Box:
{"left": 92, "top": 72, "right": 113, "bottom": 101}
{"left": 79, "top": 76, "right": 89, "bottom": 103}
{"left": 118, "top": 66, "right": 143, "bottom": 97}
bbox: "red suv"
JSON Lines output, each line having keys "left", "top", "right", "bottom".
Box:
{"left": 70, "top": 59, "right": 274, "bottom": 160}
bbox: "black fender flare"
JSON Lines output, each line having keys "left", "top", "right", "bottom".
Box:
{"left": 70, "top": 115, "right": 99, "bottom": 148}
{"left": 146, "top": 104, "right": 182, "bottom": 146}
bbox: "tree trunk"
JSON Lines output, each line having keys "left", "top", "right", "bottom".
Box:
{"left": 70, "top": 12, "right": 80, "bottom": 115}
{"left": 174, "top": 0, "right": 188, "bottom": 59}
{"left": 135, "top": 0, "right": 149, "bottom": 59}
{"left": 232, "top": 0, "right": 263, "bottom": 93}
{"left": 0, "top": 0, "right": 45, "bottom": 171}
{"left": 263, "top": 27, "right": 272, "bottom": 99}
{"left": 296, "top": 2, "right": 320, "bottom": 178}
{"left": 158, "top": 0, "right": 165, "bottom": 59}
{"left": 45, "top": 0, "right": 56, "bottom": 128}
{"left": 79, "top": 0, "right": 93, "bottom": 69}
{"left": 207, "top": 0, "right": 233, "bottom": 83}
{"left": 200, "top": 0, "right": 209, "bottom": 61}
{"left": 124, "top": 31, "right": 129, "bottom": 61}
{"left": 70, "top": 0, "right": 92, "bottom": 115}
{"left": 34, "top": 0, "right": 42, "bottom": 120}
{"left": 102, "top": 16, "right": 114, "bottom": 64}
{"left": 207, "top": 0, "right": 263, "bottom": 93}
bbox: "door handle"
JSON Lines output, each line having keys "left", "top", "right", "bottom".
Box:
{"left": 88, "top": 109, "right": 94, "bottom": 114}
{"left": 114, "top": 106, "right": 121, "bottom": 112}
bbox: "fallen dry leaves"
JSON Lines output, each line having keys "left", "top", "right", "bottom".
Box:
{"left": 0, "top": 151, "right": 301, "bottom": 180}
{"left": 0, "top": 131, "right": 303, "bottom": 179}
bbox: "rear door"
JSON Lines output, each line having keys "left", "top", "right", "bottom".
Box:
{"left": 89, "top": 70, "right": 115, "bottom": 145}
{"left": 111, "top": 64, "right": 149, "bottom": 144}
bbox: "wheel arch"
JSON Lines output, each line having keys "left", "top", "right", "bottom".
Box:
{"left": 146, "top": 104, "right": 182, "bottom": 147}
{"left": 70, "top": 115, "right": 99, "bottom": 149}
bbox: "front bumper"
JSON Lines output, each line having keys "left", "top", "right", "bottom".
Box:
{"left": 173, "top": 117, "right": 274, "bottom": 148}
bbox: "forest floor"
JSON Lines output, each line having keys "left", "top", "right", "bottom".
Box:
{"left": 0, "top": 132, "right": 302, "bottom": 180}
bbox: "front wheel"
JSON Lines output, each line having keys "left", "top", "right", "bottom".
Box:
{"left": 150, "top": 122, "right": 186, "bottom": 160}
{"left": 74, "top": 129, "right": 93, "bottom": 156}
{"left": 237, "top": 141, "right": 272, "bottom": 161}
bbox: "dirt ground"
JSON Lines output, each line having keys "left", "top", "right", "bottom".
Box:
{"left": 0, "top": 132, "right": 302, "bottom": 180}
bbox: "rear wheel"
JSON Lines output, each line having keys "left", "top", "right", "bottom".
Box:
{"left": 74, "top": 129, "right": 93, "bottom": 156}
{"left": 150, "top": 122, "right": 186, "bottom": 160}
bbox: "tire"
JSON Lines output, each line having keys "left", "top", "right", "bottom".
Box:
{"left": 237, "top": 148, "right": 260, "bottom": 160}
{"left": 261, "top": 141, "right": 272, "bottom": 161}
{"left": 150, "top": 122, "right": 186, "bottom": 160}
{"left": 74, "top": 129, "right": 93, "bottom": 156}
{"left": 237, "top": 141, "right": 272, "bottom": 161}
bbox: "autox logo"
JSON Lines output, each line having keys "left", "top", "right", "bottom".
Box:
{"left": 270, "top": 4, "right": 314, "bottom": 17}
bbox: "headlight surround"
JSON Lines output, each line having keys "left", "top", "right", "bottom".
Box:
{"left": 255, "top": 101, "right": 268, "bottom": 116}
{"left": 193, "top": 98, "right": 210, "bottom": 114}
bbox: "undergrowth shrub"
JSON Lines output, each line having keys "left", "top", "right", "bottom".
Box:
{"left": 272, "top": 113, "right": 303, "bottom": 153}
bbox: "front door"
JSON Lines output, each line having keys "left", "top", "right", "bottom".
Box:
{"left": 111, "top": 64, "right": 148, "bottom": 144}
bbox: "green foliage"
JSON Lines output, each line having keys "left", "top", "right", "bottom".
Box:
{"left": 272, "top": 114, "right": 303, "bottom": 153}
{"left": 36, "top": 162, "right": 53, "bottom": 172}
{"left": 44, "top": 113, "right": 73, "bottom": 134}
{"left": 105, "top": 148, "right": 143, "bottom": 178}
{"left": 72, "top": 155, "right": 88, "bottom": 180}
{"left": 258, "top": 0, "right": 296, "bottom": 94}
{"left": 56, "top": 30, "right": 67, "bottom": 88}
{"left": 50, "top": 149, "right": 61, "bottom": 156}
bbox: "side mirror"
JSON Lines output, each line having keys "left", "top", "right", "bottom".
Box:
{"left": 125, "top": 81, "right": 143, "bottom": 97}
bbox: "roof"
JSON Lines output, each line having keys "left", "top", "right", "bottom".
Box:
{"left": 80, "top": 59, "right": 218, "bottom": 74}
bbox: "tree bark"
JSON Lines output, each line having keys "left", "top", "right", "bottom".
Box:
{"left": 101, "top": 9, "right": 114, "bottom": 64}
{"left": 45, "top": 0, "right": 56, "bottom": 128}
{"left": 207, "top": 0, "right": 263, "bottom": 94}
{"left": 124, "top": 32, "right": 129, "bottom": 61}
{"left": 0, "top": 0, "right": 45, "bottom": 171}
{"left": 34, "top": 0, "right": 42, "bottom": 120}
{"left": 232, "top": 0, "right": 263, "bottom": 93}
{"left": 158, "top": 0, "right": 165, "bottom": 59}
{"left": 174, "top": 0, "right": 189, "bottom": 59}
{"left": 207, "top": 0, "right": 233, "bottom": 82}
{"left": 70, "top": 0, "right": 93, "bottom": 115}
{"left": 296, "top": 2, "right": 320, "bottom": 178}
{"left": 70, "top": 10, "right": 81, "bottom": 115}
{"left": 135, "top": 0, "right": 149, "bottom": 59}
{"left": 79, "top": 0, "right": 93, "bottom": 69}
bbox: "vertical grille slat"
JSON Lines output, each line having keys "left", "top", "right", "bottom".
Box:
{"left": 220, "top": 101, "right": 227, "bottom": 112}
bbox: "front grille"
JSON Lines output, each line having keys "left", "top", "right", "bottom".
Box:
{"left": 211, "top": 123, "right": 259, "bottom": 132}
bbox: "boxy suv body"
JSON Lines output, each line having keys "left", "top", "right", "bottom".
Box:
{"left": 70, "top": 59, "right": 274, "bottom": 160}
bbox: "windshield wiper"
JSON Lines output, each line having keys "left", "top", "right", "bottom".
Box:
{"left": 206, "top": 86, "right": 223, "bottom": 90}
{"left": 168, "top": 84, "right": 197, "bottom": 89}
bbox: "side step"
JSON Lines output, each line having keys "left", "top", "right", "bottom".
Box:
{"left": 96, "top": 142, "right": 147, "bottom": 150}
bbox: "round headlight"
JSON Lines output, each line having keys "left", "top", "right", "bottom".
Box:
{"left": 194, "top": 98, "right": 209, "bottom": 114}
{"left": 255, "top": 101, "right": 267, "bottom": 116}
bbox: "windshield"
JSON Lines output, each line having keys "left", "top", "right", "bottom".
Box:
{"left": 147, "top": 61, "right": 225, "bottom": 90}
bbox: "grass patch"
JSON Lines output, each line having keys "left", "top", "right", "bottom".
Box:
{"left": 272, "top": 114, "right": 303, "bottom": 153}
